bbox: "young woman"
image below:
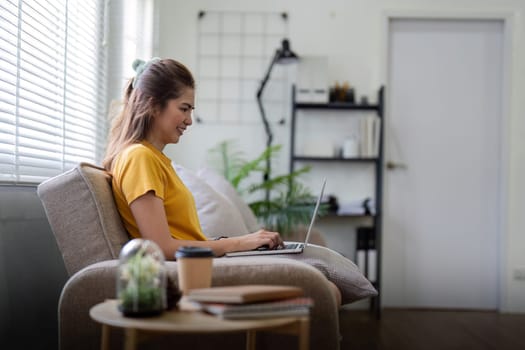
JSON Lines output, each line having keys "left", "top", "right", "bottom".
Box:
{"left": 103, "top": 58, "right": 283, "bottom": 260}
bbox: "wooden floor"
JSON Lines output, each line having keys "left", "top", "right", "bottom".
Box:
{"left": 339, "top": 308, "right": 525, "bottom": 350}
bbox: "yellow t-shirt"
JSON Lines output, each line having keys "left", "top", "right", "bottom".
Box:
{"left": 111, "top": 141, "right": 207, "bottom": 241}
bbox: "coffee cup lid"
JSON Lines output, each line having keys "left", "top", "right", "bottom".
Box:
{"left": 175, "top": 246, "right": 214, "bottom": 259}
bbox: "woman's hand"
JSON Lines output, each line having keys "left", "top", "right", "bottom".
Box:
{"left": 229, "top": 229, "right": 284, "bottom": 252}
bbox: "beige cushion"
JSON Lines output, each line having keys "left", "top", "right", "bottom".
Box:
{"left": 173, "top": 164, "right": 249, "bottom": 238}
{"left": 37, "top": 163, "right": 129, "bottom": 276}
{"left": 196, "top": 167, "right": 261, "bottom": 232}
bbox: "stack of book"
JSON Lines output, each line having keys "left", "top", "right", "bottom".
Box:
{"left": 186, "top": 285, "right": 314, "bottom": 320}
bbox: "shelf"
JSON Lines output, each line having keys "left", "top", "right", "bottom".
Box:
{"left": 294, "top": 101, "right": 380, "bottom": 111}
{"left": 292, "top": 156, "right": 378, "bottom": 163}
{"left": 322, "top": 212, "right": 375, "bottom": 218}
{"left": 290, "top": 84, "right": 384, "bottom": 320}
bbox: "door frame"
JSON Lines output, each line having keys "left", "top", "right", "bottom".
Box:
{"left": 380, "top": 10, "right": 515, "bottom": 311}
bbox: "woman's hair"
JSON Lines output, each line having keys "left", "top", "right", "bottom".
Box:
{"left": 103, "top": 58, "right": 195, "bottom": 171}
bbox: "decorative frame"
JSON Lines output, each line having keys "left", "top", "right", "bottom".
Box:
{"left": 195, "top": 11, "right": 290, "bottom": 124}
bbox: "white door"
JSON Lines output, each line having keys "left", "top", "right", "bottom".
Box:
{"left": 383, "top": 19, "right": 504, "bottom": 309}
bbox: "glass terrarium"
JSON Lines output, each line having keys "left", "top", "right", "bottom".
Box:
{"left": 117, "top": 239, "right": 167, "bottom": 317}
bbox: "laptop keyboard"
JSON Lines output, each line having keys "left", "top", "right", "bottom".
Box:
{"left": 283, "top": 243, "right": 299, "bottom": 250}
{"left": 257, "top": 243, "right": 300, "bottom": 251}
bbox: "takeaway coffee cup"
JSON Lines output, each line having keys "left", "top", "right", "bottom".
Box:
{"left": 175, "top": 246, "right": 214, "bottom": 295}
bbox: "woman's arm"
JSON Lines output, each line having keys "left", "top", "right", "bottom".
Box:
{"left": 130, "top": 191, "right": 282, "bottom": 259}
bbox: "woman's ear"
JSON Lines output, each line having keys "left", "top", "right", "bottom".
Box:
{"left": 149, "top": 98, "right": 161, "bottom": 118}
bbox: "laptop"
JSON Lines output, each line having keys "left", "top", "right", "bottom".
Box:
{"left": 225, "top": 178, "right": 326, "bottom": 257}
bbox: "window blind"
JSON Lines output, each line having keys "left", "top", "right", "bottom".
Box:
{"left": 0, "top": 0, "right": 107, "bottom": 184}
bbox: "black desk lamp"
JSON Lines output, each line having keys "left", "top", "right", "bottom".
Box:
{"left": 256, "top": 39, "right": 299, "bottom": 200}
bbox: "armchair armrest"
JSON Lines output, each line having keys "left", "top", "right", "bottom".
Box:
{"left": 59, "top": 257, "right": 340, "bottom": 350}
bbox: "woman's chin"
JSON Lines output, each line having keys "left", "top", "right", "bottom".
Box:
{"left": 165, "top": 133, "right": 181, "bottom": 144}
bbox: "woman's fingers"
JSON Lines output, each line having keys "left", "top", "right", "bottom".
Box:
{"left": 256, "top": 229, "right": 283, "bottom": 248}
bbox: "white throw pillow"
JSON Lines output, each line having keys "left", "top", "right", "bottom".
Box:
{"left": 196, "top": 167, "right": 261, "bottom": 232}
{"left": 173, "top": 163, "right": 250, "bottom": 238}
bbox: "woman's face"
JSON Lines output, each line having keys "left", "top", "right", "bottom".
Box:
{"left": 150, "top": 88, "right": 195, "bottom": 147}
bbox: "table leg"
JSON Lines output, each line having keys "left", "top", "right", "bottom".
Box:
{"left": 298, "top": 318, "right": 310, "bottom": 350}
{"left": 246, "top": 330, "right": 256, "bottom": 350}
{"left": 124, "top": 328, "right": 138, "bottom": 350}
{"left": 100, "top": 324, "right": 110, "bottom": 350}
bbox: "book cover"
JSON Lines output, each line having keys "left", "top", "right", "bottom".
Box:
{"left": 360, "top": 116, "right": 369, "bottom": 157}
{"left": 199, "top": 297, "right": 314, "bottom": 320}
{"left": 367, "top": 115, "right": 375, "bottom": 157}
{"left": 373, "top": 117, "right": 381, "bottom": 157}
{"left": 187, "top": 285, "right": 304, "bottom": 304}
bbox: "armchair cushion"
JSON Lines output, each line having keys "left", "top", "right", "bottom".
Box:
{"left": 173, "top": 164, "right": 250, "bottom": 237}
{"left": 37, "top": 163, "right": 129, "bottom": 276}
{"left": 196, "top": 167, "right": 261, "bottom": 232}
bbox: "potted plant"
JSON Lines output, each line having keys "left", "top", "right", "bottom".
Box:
{"left": 117, "top": 239, "right": 167, "bottom": 317}
{"left": 209, "top": 140, "right": 324, "bottom": 237}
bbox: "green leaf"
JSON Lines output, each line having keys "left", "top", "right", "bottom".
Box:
{"left": 208, "top": 141, "right": 318, "bottom": 237}
{"left": 208, "top": 140, "right": 246, "bottom": 185}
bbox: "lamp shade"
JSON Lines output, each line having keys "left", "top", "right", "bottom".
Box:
{"left": 276, "top": 39, "right": 298, "bottom": 64}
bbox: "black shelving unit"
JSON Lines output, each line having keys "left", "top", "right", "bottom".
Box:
{"left": 290, "top": 85, "right": 385, "bottom": 319}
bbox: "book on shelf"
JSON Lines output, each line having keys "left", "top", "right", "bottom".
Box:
{"left": 186, "top": 285, "right": 304, "bottom": 304}
{"left": 196, "top": 297, "right": 314, "bottom": 320}
{"left": 360, "top": 115, "right": 381, "bottom": 157}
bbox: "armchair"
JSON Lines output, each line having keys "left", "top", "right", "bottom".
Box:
{"left": 37, "top": 163, "right": 341, "bottom": 349}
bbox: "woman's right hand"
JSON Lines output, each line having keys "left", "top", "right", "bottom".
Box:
{"left": 230, "top": 229, "right": 284, "bottom": 252}
{"left": 187, "top": 229, "right": 284, "bottom": 257}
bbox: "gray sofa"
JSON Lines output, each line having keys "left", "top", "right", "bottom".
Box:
{"left": 38, "top": 163, "right": 342, "bottom": 349}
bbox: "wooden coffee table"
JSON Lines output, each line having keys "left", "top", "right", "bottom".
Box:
{"left": 90, "top": 299, "right": 310, "bottom": 350}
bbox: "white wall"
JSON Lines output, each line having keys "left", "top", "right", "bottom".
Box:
{"left": 107, "top": 0, "right": 156, "bottom": 104}
{"left": 154, "top": 0, "right": 525, "bottom": 312}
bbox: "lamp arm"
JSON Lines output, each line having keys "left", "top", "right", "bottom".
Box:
{"left": 257, "top": 92, "right": 273, "bottom": 149}
{"left": 257, "top": 50, "right": 280, "bottom": 99}
{"left": 256, "top": 50, "right": 279, "bottom": 195}
{"left": 257, "top": 86, "right": 272, "bottom": 186}
{"left": 257, "top": 51, "right": 279, "bottom": 149}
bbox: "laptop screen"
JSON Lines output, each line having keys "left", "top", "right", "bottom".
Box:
{"left": 303, "top": 178, "right": 326, "bottom": 246}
